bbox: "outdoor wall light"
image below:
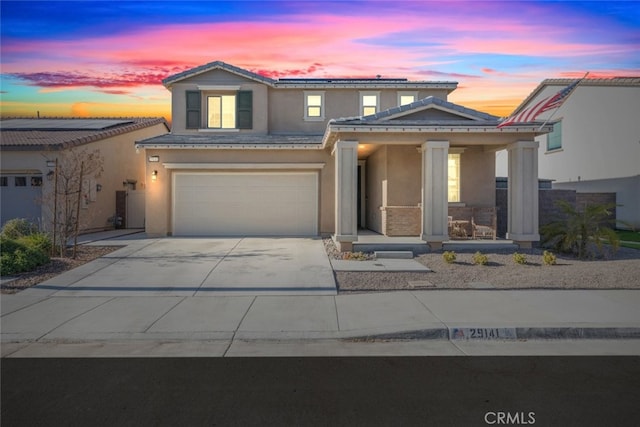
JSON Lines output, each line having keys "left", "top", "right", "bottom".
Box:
{"left": 152, "top": 170, "right": 158, "bottom": 182}
{"left": 148, "top": 155, "right": 160, "bottom": 163}
{"left": 96, "top": 184, "right": 102, "bottom": 192}
{"left": 46, "top": 170, "right": 55, "bottom": 180}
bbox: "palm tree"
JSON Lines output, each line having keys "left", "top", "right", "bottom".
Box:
{"left": 540, "top": 200, "right": 619, "bottom": 259}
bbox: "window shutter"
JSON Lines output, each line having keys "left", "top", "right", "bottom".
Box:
{"left": 186, "top": 91, "right": 201, "bottom": 129}
{"left": 236, "top": 90, "right": 253, "bottom": 129}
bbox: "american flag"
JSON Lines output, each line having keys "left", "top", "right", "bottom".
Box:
{"left": 497, "top": 75, "right": 587, "bottom": 128}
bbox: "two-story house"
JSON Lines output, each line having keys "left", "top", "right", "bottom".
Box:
{"left": 501, "top": 78, "right": 639, "bottom": 229}
{"left": 136, "top": 61, "right": 551, "bottom": 250}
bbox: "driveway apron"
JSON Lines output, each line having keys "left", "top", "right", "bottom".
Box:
{"left": 32, "top": 237, "right": 337, "bottom": 296}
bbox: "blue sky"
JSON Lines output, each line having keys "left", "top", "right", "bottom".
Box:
{"left": 1, "top": 1, "right": 638, "bottom": 119}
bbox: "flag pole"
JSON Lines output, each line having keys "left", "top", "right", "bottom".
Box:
{"left": 537, "top": 72, "right": 589, "bottom": 131}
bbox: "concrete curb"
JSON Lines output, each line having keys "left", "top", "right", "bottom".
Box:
{"left": 340, "top": 326, "right": 640, "bottom": 342}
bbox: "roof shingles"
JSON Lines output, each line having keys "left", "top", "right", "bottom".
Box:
{"left": 0, "top": 117, "right": 169, "bottom": 150}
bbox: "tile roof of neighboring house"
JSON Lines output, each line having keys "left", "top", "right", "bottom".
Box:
{"left": 0, "top": 117, "right": 169, "bottom": 151}
{"left": 162, "top": 60, "right": 458, "bottom": 91}
{"left": 510, "top": 77, "right": 640, "bottom": 117}
{"left": 135, "top": 133, "right": 324, "bottom": 149}
{"left": 332, "top": 96, "right": 500, "bottom": 124}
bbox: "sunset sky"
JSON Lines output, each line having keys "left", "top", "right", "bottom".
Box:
{"left": 1, "top": 1, "right": 638, "bottom": 121}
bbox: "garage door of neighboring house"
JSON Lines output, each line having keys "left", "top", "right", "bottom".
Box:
{"left": 1, "top": 173, "right": 43, "bottom": 226}
{"left": 172, "top": 172, "right": 318, "bottom": 236}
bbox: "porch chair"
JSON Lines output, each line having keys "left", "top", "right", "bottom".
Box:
{"left": 471, "top": 207, "right": 497, "bottom": 240}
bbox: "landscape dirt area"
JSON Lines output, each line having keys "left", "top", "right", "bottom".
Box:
{"left": 324, "top": 239, "right": 640, "bottom": 293}
{"left": 2, "top": 240, "right": 639, "bottom": 295}
{"left": 1, "top": 246, "right": 120, "bottom": 294}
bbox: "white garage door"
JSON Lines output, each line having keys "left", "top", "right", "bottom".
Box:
{"left": 173, "top": 172, "right": 318, "bottom": 236}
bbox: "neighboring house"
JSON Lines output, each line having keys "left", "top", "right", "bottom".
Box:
{"left": 0, "top": 117, "right": 170, "bottom": 232}
{"left": 136, "top": 61, "right": 551, "bottom": 250}
{"left": 498, "top": 77, "right": 640, "bottom": 229}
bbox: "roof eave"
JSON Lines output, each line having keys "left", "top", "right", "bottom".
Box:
{"left": 134, "top": 143, "right": 324, "bottom": 150}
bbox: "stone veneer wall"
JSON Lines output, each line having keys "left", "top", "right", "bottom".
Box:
{"left": 381, "top": 206, "right": 421, "bottom": 236}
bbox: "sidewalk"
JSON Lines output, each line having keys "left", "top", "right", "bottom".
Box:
{"left": 1, "top": 231, "right": 639, "bottom": 357}
{"left": 2, "top": 287, "right": 639, "bottom": 356}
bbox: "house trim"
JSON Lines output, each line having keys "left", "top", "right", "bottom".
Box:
{"left": 162, "top": 162, "right": 325, "bottom": 170}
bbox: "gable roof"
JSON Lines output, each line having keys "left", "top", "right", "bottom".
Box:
{"left": 162, "top": 60, "right": 458, "bottom": 91}
{"left": 333, "top": 96, "right": 500, "bottom": 125}
{"left": 163, "top": 61, "right": 277, "bottom": 88}
{"left": 510, "top": 77, "right": 640, "bottom": 117}
{"left": 0, "top": 117, "right": 169, "bottom": 151}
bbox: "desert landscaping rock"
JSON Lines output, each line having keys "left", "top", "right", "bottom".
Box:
{"left": 328, "top": 238, "right": 640, "bottom": 292}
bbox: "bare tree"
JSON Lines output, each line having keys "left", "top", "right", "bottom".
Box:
{"left": 45, "top": 148, "right": 104, "bottom": 257}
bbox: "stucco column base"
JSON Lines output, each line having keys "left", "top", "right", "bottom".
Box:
{"left": 513, "top": 240, "right": 534, "bottom": 249}
{"left": 332, "top": 235, "right": 356, "bottom": 252}
{"left": 427, "top": 241, "right": 444, "bottom": 250}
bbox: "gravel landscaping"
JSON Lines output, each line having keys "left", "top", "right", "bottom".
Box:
{"left": 0, "top": 246, "right": 121, "bottom": 294}
{"left": 324, "top": 238, "right": 640, "bottom": 293}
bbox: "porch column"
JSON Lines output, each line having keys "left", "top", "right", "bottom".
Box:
{"left": 333, "top": 140, "right": 358, "bottom": 251}
{"left": 421, "top": 140, "right": 449, "bottom": 250}
{"left": 507, "top": 140, "right": 540, "bottom": 248}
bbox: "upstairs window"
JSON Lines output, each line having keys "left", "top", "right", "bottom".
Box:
{"left": 448, "top": 153, "right": 461, "bottom": 203}
{"left": 185, "top": 90, "right": 252, "bottom": 130}
{"left": 398, "top": 92, "right": 417, "bottom": 106}
{"left": 547, "top": 121, "right": 562, "bottom": 151}
{"left": 304, "top": 92, "right": 324, "bottom": 121}
{"left": 207, "top": 95, "right": 236, "bottom": 129}
{"left": 360, "top": 92, "right": 379, "bottom": 116}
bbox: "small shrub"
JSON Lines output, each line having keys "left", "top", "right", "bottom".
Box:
{"left": 442, "top": 251, "right": 456, "bottom": 264}
{"left": 1, "top": 218, "right": 39, "bottom": 239}
{"left": 513, "top": 252, "right": 527, "bottom": 265}
{"left": 543, "top": 250, "right": 557, "bottom": 266}
{"left": 0, "top": 234, "right": 50, "bottom": 276}
{"left": 17, "top": 232, "right": 52, "bottom": 254}
{"left": 342, "top": 251, "right": 368, "bottom": 261}
{"left": 472, "top": 251, "right": 489, "bottom": 265}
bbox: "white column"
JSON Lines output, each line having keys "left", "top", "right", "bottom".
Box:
{"left": 333, "top": 140, "right": 358, "bottom": 251}
{"left": 421, "top": 140, "right": 449, "bottom": 249}
{"left": 507, "top": 140, "right": 540, "bottom": 248}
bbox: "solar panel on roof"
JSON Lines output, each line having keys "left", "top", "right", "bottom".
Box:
{"left": 0, "top": 119, "right": 134, "bottom": 130}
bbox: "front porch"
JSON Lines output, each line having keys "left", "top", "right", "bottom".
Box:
{"left": 351, "top": 229, "right": 519, "bottom": 254}
{"left": 324, "top": 96, "right": 552, "bottom": 253}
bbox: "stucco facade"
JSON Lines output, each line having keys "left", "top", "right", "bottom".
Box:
{"left": 497, "top": 78, "right": 640, "bottom": 228}
{"left": 1, "top": 118, "right": 169, "bottom": 231}
{"left": 137, "top": 61, "right": 549, "bottom": 249}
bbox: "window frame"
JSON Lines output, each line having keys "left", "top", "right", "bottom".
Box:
{"left": 546, "top": 120, "right": 563, "bottom": 152}
{"left": 207, "top": 94, "right": 237, "bottom": 129}
{"left": 359, "top": 91, "right": 380, "bottom": 116}
{"left": 447, "top": 153, "right": 461, "bottom": 203}
{"left": 304, "top": 91, "right": 325, "bottom": 121}
{"left": 397, "top": 91, "right": 418, "bottom": 106}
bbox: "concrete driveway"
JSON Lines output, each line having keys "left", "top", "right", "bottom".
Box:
{"left": 32, "top": 237, "right": 337, "bottom": 296}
